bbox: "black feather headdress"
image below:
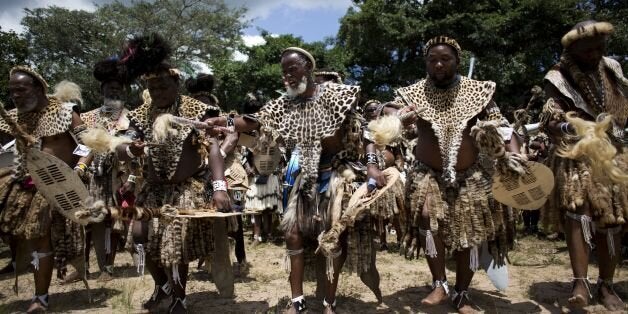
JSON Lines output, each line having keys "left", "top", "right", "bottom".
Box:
{"left": 93, "top": 58, "right": 125, "bottom": 85}
{"left": 118, "top": 33, "right": 173, "bottom": 82}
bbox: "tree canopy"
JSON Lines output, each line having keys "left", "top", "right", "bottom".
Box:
{"left": 11, "top": 0, "right": 247, "bottom": 109}
{"left": 0, "top": 0, "right": 626, "bottom": 116}
{"left": 337, "top": 0, "right": 627, "bottom": 113}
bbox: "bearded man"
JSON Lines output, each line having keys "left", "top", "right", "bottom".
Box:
{"left": 205, "top": 47, "right": 384, "bottom": 314}
{"left": 76, "top": 59, "right": 137, "bottom": 281}
{"left": 0, "top": 66, "right": 92, "bottom": 312}
{"left": 381, "top": 36, "right": 520, "bottom": 314}
{"left": 540, "top": 20, "right": 627, "bottom": 311}
{"left": 111, "top": 34, "right": 230, "bottom": 314}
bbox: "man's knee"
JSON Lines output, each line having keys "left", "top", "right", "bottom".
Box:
{"left": 284, "top": 228, "right": 301, "bottom": 246}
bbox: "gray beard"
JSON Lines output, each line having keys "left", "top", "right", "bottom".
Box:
{"left": 102, "top": 98, "right": 124, "bottom": 112}
{"left": 285, "top": 76, "right": 308, "bottom": 98}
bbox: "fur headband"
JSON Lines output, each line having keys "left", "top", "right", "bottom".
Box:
{"left": 561, "top": 21, "right": 614, "bottom": 48}
{"left": 424, "top": 36, "right": 462, "bottom": 58}
{"left": 10, "top": 66, "right": 49, "bottom": 94}
{"left": 282, "top": 47, "right": 316, "bottom": 70}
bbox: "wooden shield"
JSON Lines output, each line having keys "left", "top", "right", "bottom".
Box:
{"left": 492, "top": 161, "right": 554, "bottom": 209}
{"left": 25, "top": 148, "right": 89, "bottom": 225}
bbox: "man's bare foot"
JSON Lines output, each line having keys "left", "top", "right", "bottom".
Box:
{"left": 597, "top": 280, "right": 625, "bottom": 311}
{"left": 283, "top": 298, "right": 306, "bottom": 313}
{"left": 168, "top": 297, "right": 187, "bottom": 314}
{"left": 457, "top": 304, "right": 480, "bottom": 314}
{"left": 452, "top": 291, "right": 480, "bottom": 314}
{"left": 567, "top": 279, "right": 590, "bottom": 308}
{"left": 61, "top": 271, "right": 81, "bottom": 284}
{"left": 421, "top": 286, "right": 448, "bottom": 305}
{"left": 97, "top": 271, "right": 113, "bottom": 282}
{"left": 26, "top": 302, "right": 47, "bottom": 313}
{"left": 143, "top": 284, "right": 172, "bottom": 310}
{"left": 26, "top": 295, "right": 48, "bottom": 313}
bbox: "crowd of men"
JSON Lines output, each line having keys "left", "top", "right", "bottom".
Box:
{"left": 0, "top": 19, "right": 625, "bottom": 314}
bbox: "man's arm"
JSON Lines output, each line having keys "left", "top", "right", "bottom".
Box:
{"left": 540, "top": 84, "right": 574, "bottom": 139}
{"left": 204, "top": 115, "right": 261, "bottom": 134}
{"left": 70, "top": 112, "right": 93, "bottom": 175}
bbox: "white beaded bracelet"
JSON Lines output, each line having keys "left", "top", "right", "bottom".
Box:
{"left": 126, "top": 145, "right": 136, "bottom": 158}
{"left": 212, "top": 180, "right": 228, "bottom": 192}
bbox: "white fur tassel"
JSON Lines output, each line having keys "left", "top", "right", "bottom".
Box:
{"left": 368, "top": 115, "right": 402, "bottom": 146}
{"left": 52, "top": 80, "right": 83, "bottom": 105}
{"left": 469, "top": 246, "right": 479, "bottom": 272}
{"left": 420, "top": 228, "right": 438, "bottom": 258}
{"left": 153, "top": 114, "right": 210, "bottom": 143}
{"left": 80, "top": 128, "right": 132, "bottom": 153}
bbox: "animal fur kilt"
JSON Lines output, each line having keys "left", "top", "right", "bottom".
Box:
{"left": 541, "top": 148, "right": 628, "bottom": 231}
{"left": 282, "top": 168, "right": 376, "bottom": 274}
{"left": 0, "top": 168, "right": 84, "bottom": 267}
{"left": 133, "top": 176, "right": 215, "bottom": 267}
{"left": 86, "top": 154, "right": 126, "bottom": 234}
{"left": 405, "top": 161, "right": 514, "bottom": 260}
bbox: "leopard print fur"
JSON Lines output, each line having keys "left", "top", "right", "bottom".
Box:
{"left": 0, "top": 97, "right": 77, "bottom": 178}
{"left": 127, "top": 95, "right": 219, "bottom": 180}
{"left": 393, "top": 77, "right": 498, "bottom": 183}
{"left": 253, "top": 82, "right": 360, "bottom": 197}
{"left": 81, "top": 107, "right": 130, "bottom": 134}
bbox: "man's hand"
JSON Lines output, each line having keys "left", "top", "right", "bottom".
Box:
{"left": 222, "top": 131, "right": 239, "bottom": 150}
{"left": 128, "top": 141, "right": 146, "bottom": 157}
{"left": 213, "top": 190, "right": 232, "bottom": 212}
{"left": 203, "top": 117, "right": 226, "bottom": 137}
{"left": 120, "top": 181, "right": 135, "bottom": 195}
{"left": 397, "top": 106, "right": 424, "bottom": 127}
{"left": 366, "top": 165, "right": 387, "bottom": 191}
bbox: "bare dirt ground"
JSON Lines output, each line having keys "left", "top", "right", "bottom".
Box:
{"left": 0, "top": 230, "right": 626, "bottom": 313}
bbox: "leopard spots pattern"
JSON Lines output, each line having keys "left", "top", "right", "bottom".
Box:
{"left": 127, "top": 95, "right": 220, "bottom": 180}
{"left": 394, "top": 77, "right": 497, "bottom": 183}
{"left": 253, "top": 82, "right": 360, "bottom": 194}
{"left": 0, "top": 97, "right": 77, "bottom": 178}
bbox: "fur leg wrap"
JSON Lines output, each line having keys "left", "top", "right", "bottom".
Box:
{"left": 326, "top": 249, "right": 342, "bottom": 282}
{"left": 419, "top": 228, "right": 438, "bottom": 258}
{"left": 172, "top": 264, "right": 182, "bottom": 288}
{"left": 283, "top": 248, "right": 304, "bottom": 274}
{"left": 594, "top": 225, "right": 621, "bottom": 257}
{"left": 31, "top": 251, "right": 52, "bottom": 271}
{"left": 469, "top": 246, "right": 479, "bottom": 272}
{"left": 135, "top": 244, "right": 146, "bottom": 275}
{"left": 566, "top": 211, "right": 594, "bottom": 249}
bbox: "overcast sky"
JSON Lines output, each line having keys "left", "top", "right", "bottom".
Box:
{"left": 0, "top": 0, "right": 353, "bottom": 43}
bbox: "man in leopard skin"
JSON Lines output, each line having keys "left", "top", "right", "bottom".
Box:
{"left": 380, "top": 36, "right": 520, "bottom": 314}
{"left": 78, "top": 59, "right": 138, "bottom": 282}
{"left": 112, "top": 34, "right": 230, "bottom": 314}
{"left": 0, "top": 66, "right": 92, "bottom": 313}
{"left": 204, "top": 47, "right": 386, "bottom": 314}
{"left": 540, "top": 20, "right": 626, "bottom": 311}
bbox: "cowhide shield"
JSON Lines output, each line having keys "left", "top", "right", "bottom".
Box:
{"left": 0, "top": 139, "right": 16, "bottom": 168}
{"left": 254, "top": 145, "right": 281, "bottom": 176}
{"left": 25, "top": 148, "right": 89, "bottom": 225}
{"left": 492, "top": 161, "right": 554, "bottom": 210}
